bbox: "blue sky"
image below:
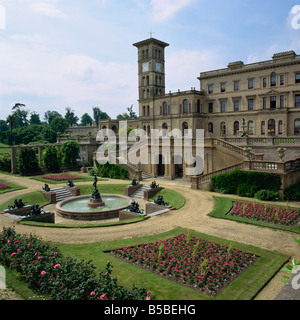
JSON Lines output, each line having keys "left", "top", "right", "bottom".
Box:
{"left": 0, "top": 0, "right": 300, "bottom": 122}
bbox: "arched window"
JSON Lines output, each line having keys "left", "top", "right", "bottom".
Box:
{"left": 143, "top": 106, "right": 145, "bottom": 116}
{"left": 271, "top": 72, "right": 276, "bottom": 87}
{"left": 248, "top": 121, "right": 254, "bottom": 135}
{"left": 147, "top": 105, "right": 150, "bottom": 116}
{"left": 147, "top": 126, "right": 151, "bottom": 136}
{"left": 163, "top": 102, "right": 168, "bottom": 115}
{"left": 183, "top": 99, "right": 188, "bottom": 113}
{"left": 220, "top": 121, "right": 226, "bottom": 135}
{"left": 208, "top": 122, "right": 213, "bottom": 133}
{"left": 143, "top": 77, "right": 146, "bottom": 86}
{"left": 162, "top": 123, "right": 168, "bottom": 136}
{"left": 182, "top": 122, "right": 188, "bottom": 136}
{"left": 197, "top": 99, "right": 201, "bottom": 113}
{"left": 268, "top": 119, "right": 275, "bottom": 134}
{"left": 146, "top": 76, "right": 149, "bottom": 85}
{"left": 295, "top": 119, "right": 300, "bottom": 135}
{"left": 261, "top": 121, "right": 265, "bottom": 135}
{"left": 234, "top": 121, "right": 239, "bottom": 135}
{"left": 278, "top": 120, "right": 283, "bottom": 135}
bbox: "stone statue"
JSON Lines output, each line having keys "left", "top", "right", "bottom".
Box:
{"left": 30, "top": 204, "right": 42, "bottom": 216}
{"left": 43, "top": 184, "right": 51, "bottom": 192}
{"left": 67, "top": 179, "right": 74, "bottom": 187}
{"left": 150, "top": 181, "right": 159, "bottom": 189}
{"left": 129, "top": 201, "right": 144, "bottom": 214}
{"left": 131, "top": 178, "right": 138, "bottom": 186}
{"left": 154, "top": 195, "right": 169, "bottom": 206}
{"left": 91, "top": 174, "right": 101, "bottom": 199}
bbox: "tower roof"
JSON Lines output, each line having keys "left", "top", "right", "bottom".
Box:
{"left": 133, "top": 38, "right": 169, "bottom": 48}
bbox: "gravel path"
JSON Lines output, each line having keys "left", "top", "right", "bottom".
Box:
{"left": 0, "top": 172, "right": 299, "bottom": 300}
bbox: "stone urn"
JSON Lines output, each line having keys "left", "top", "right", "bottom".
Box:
{"left": 277, "top": 147, "right": 286, "bottom": 162}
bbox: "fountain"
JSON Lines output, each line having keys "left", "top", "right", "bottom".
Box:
{"left": 55, "top": 174, "right": 131, "bottom": 221}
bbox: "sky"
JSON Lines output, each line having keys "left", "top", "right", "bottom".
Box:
{"left": 1, "top": 0, "right": 300, "bottom": 122}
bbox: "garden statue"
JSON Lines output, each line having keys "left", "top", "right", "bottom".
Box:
{"left": 30, "top": 204, "right": 42, "bottom": 216}
{"left": 43, "top": 184, "right": 51, "bottom": 192}
{"left": 150, "top": 181, "right": 159, "bottom": 189}
{"left": 131, "top": 178, "right": 138, "bottom": 186}
{"left": 129, "top": 201, "right": 144, "bottom": 214}
{"left": 14, "top": 199, "right": 26, "bottom": 209}
{"left": 90, "top": 173, "right": 102, "bottom": 201}
{"left": 154, "top": 195, "right": 169, "bottom": 206}
{"left": 67, "top": 179, "right": 75, "bottom": 187}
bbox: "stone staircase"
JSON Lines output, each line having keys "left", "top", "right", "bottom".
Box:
{"left": 51, "top": 187, "right": 73, "bottom": 203}
{"left": 130, "top": 185, "right": 149, "bottom": 199}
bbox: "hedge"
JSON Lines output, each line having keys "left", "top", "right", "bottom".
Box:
{"left": 94, "top": 160, "right": 128, "bottom": 180}
{"left": 210, "top": 170, "right": 281, "bottom": 197}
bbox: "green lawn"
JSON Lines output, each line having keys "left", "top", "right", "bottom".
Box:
{"left": 56, "top": 227, "right": 289, "bottom": 300}
{"left": 148, "top": 188, "right": 185, "bottom": 210}
{"left": 208, "top": 196, "right": 300, "bottom": 234}
{"left": 0, "top": 142, "right": 10, "bottom": 154}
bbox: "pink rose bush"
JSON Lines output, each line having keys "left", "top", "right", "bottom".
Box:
{"left": 114, "top": 233, "right": 257, "bottom": 296}
{"left": 230, "top": 201, "right": 300, "bottom": 226}
{"left": 0, "top": 227, "right": 156, "bottom": 300}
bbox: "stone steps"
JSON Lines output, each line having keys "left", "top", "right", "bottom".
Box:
{"left": 52, "top": 187, "right": 73, "bottom": 202}
{"left": 130, "top": 185, "right": 149, "bottom": 199}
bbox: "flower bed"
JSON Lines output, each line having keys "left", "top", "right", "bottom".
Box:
{"left": 229, "top": 201, "right": 300, "bottom": 226}
{"left": 0, "top": 227, "right": 155, "bottom": 300}
{"left": 41, "top": 174, "right": 83, "bottom": 181}
{"left": 0, "top": 182, "right": 11, "bottom": 191}
{"left": 112, "top": 233, "right": 258, "bottom": 296}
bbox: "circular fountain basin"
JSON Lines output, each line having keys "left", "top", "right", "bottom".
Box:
{"left": 56, "top": 194, "right": 131, "bottom": 221}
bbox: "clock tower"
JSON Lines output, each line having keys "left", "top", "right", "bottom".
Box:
{"left": 133, "top": 37, "right": 169, "bottom": 116}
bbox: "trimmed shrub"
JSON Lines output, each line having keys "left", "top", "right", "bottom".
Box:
{"left": 0, "top": 154, "right": 11, "bottom": 172}
{"left": 43, "top": 146, "right": 60, "bottom": 171}
{"left": 18, "top": 147, "right": 40, "bottom": 176}
{"left": 95, "top": 160, "right": 128, "bottom": 179}
{"left": 210, "top": 170, "right": 281, "bottom": 197}
{"left": 283, "top": 183, "right": 300, "bottom": 201}
{"left": 254, "top": 189, "right": 279, "bottom": 201}
{"left": 60, "top": 140, "right": 80, "bottom": 169}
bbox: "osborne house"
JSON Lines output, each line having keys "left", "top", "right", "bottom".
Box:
{"left": 60, "top": 36, "right": 300, "bottom": 192}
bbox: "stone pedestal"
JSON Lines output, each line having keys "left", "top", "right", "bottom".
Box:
{"left": 87, "top": 197, "right": 105, "bottom": 208}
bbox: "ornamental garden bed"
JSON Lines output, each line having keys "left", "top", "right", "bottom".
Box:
{"left": 0, "top": 182, "right": 11, "bottom": 191}
{"left": 228, "top": 200, "right": 300, "bottom": 227}
{"left": 110, "top": 233, "right": 258, "bottom": 297}
{"left": 30, "top": 173, "right": 95, "bottom": 184}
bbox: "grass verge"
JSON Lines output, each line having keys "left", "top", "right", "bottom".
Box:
{"left": 56, "top": 227, "right": 289, "bottom": 300}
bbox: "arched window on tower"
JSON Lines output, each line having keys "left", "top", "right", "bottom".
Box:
{"left": 162, "top": 123, "right": 168, "bottom": 136}
{"left": 261, "top": 121, "right": 265, "bottom": 135}
{"left": 197, "top": 99, "right": 201, "bottom": 113}
{"left": 183, "top": 99, "right": 188, "bottom": 113}
{"left": 163, "top": 102, "right": 168, "bottom": 115}
{"left": 182, "top": 122, "right": 188, "bottom": 136}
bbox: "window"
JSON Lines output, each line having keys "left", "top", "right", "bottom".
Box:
{"left": 220, "top": 122, "right": 226, "bottom": 135}
{"left": 268, "top": 119, "right": 276, "bottom": 134}
{"left": 270, "top": 96, "right": 276, "bottom": 109}
{"left": 248, "top": 79, "right": 254, "bottom": 89}
{"left": 197, "top": 99, "right": 201, "bottom": 113}
{"left": 221, "top": 101, "right": 226, "bottom": 112}
{"left": 271, "top": 72, "right": 276, "bottom": 87}
{"left": 234, "top": 100, "right": 239, "bottom": 112}
{"left": 263, "top": 77, "right": 267, "bottom": 88}
{"left": 208, "top": 85, "right": 213, "bottom": 94}
{"left": 234, "top": 121, "right": 239, "bottom": 135}
{"left": 162, "top": 123, "right": 168, "bottom": 136}
{"left": 163, "top": 102, "right": 168, "bottom": 115}
{"left": 234, "top": 81, "right": 239, "bottom": 91}
{"left": 183, "top": 99, "right": 189, "bottom": 113}
{"left": 248, "top": 98, "right": 254, "bottom": 110}
{"left": 278, "top": 120, "right": 283, "bottom": 135}
{"left": 280, "top": 75, "right": 285, "bottom": 86}
{"left": 208, "top": 102, "right": 213, "bottom": 113}
{"left": 263, "top": 97, "right": 267, "bottom": 109}
{"left": 143, "top": 106, "right": 146, "bottom": 116}
{"left": 208, "top": 122, "right": 213, "bottom": 133}
{"left": 295, "top": 119, "right": 300, "bottom": 135}
{"left": 261, "top": 121, "right": 265, "bottom": 135}
{"left": 182, "top": 122, "right": 188, "bottom": 136}
{"left": 248, "top": 121, "right": 254, "bottom": 135}
{"left": 147, "top": 105, "right": 150, "bottom": 116}
{"left": 296, "top": 73, "right": 300, "bottom": 83}
{"left": 280, "top": 95, "right": 284, "bottom": 108}
{"left": 220, "top": 83, "right": 226, "bottom": 92}
{"left": 295, "top": 95, "right": 300, "bottom": 107}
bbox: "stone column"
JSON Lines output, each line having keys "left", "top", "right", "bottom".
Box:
{"left": 37, "top": 146, "right": 43, "bottom": 168}
{"left": 10, "top": 147, "right": 17, "bottom": 174}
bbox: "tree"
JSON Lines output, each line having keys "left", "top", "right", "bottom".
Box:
{"left": 11, "top": 103, "right": 29, "bottom": 127}
{"left": 93, "top": 107, "right": 109, "bottom": 126}
{"left": 43, "top": 146, "right": 60, "bottom": 171}
{"left": 65, "top": 107, "right": 79, "bottom": 126}
{"left": 44, "top": 110, "right": 62, "bottom": 125}
{"left": 29, "top": 112, "right": 41, "bottom": 125}
{"left": 60, "top": 140, "right": 80, "bottom": 169}
{"left": 81, "top": 113, "right": 93, "bottom": 126}
{"left": 6, "top": 114, "right": 16, "bottom": 145}
{"left": 18, "top": 147, "right": 40, "bottom": 176}
{"left": 50, "top": 117, "right": 69, "bottom": 134}
{"left": 0, "top": 120, "right": 9, "bottom": 132}
{"left": 116, "top": 105, "right": 138, "bottom": 120}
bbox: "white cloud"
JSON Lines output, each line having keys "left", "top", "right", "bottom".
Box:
{"left": 31, "top": 1, "right": 66, "bottom": 19}
{"left": 151, "top": 0, "right": 194, "bottom": 21}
